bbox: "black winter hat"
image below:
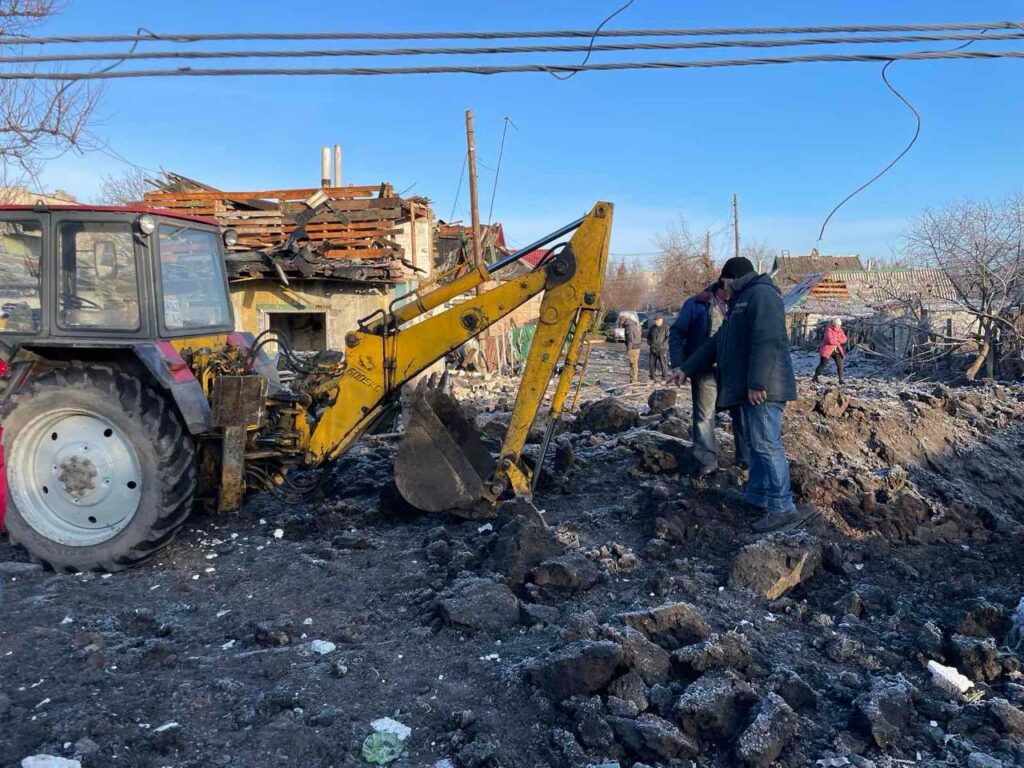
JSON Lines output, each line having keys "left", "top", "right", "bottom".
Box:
{"left": 719, "top": 256, "right": 755, "bottom": 280}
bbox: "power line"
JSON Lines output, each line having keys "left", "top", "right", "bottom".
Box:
{"left": 816, "top": 29, "right": 986, "bottom": 241}
{"left": 487, "top": 116, "right": 517, "bottom": 225}
{"left": 549, "top": 0, "right": 638, "bottom": 81}
{"left": 4, "top": 31, "right": 1024, "bottom": 65}
{"left": 448, "top": 152, "right": 467, "bottom": 222}
{"left": 4, "top": 48, "right": 1023, "bottom": 79}
{"left": 3, "top": 21, "right": 1021, "bottom": 45}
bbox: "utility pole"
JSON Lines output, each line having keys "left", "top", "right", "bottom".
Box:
{"left": 704, "top": 230, "right": 711, "bottom": 262}
{"left": 465, "top": 109, "right": 484, "bottom": 281}
{"left": 732, "top": 193, "right": 740, "bottom": 261}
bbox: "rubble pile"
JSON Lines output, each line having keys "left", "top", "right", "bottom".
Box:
{"left": 3, "top": 347, "right": 1024, "bottom": 767}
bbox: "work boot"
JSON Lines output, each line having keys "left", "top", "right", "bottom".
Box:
{"left": 811, "top": 375, "right": 819, "bottom": 384}
{"left": 752, "top": 505, "right": 819, "bottom": 533}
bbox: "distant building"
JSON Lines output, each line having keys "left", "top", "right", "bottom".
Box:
{"left": 0, "top": 186, "right": 77, "bottom": 205}
{"left": 772, "top": 250, "right": 864, "bottom": 288}
{"left": 783, "top": 267, "right": 974, "bottom": 356}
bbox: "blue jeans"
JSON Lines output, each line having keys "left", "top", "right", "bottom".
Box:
{"left": 741, "top": 401, "right": 795, "bottom": 514}
{"left": 692, "top": 375, "right": 752, "bottom": 470}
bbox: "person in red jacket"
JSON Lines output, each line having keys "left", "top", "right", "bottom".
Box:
{"left": 812, "top": 317, "right": 847, "bottom": 384}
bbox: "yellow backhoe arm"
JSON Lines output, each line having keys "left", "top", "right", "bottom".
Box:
{"left": 301, "top": 201, "right": 612, "bottom": 509}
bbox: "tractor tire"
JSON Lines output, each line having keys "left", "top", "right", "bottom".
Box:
{"left": 1, "top": 366, "right": 197, "bottom": 571}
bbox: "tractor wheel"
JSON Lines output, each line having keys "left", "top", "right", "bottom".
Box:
{"left": 1, "top": 366, "right": 197, "bottom": 571}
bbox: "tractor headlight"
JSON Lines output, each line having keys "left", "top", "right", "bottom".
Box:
{"left": 136, "top": 214, "right": 157, "bottom": 235}
{"left": 223, "top": 228, "right": 239, "bottom": 247}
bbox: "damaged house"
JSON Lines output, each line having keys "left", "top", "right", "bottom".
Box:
{"left": 783, "top": 267, "right": 970, "bottom": 356}
{"left": 143, "top": 173, "right": 433, "bottom": 352}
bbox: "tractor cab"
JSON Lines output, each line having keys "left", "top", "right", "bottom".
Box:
{"left": 0, "top": 205, "right": 235, "bottom": 347}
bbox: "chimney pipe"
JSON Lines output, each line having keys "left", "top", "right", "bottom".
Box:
{"left": 320, "top": 147, "right": 331, "bottom": 188}
{"left": 333, "top": 144, "right": 342, "bottom": 186}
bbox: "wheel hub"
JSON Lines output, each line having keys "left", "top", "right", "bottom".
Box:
{"left": 58, "top": 455, "right": 99, "bottom": 497}
{"left": 8, "top": 408, "right": 143, "bottom": 547}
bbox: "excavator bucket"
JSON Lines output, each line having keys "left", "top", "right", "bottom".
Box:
{"left": 394, "top": 373, "right": 496, "bottom": 516}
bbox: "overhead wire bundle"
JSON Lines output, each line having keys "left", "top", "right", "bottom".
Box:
{"left": 0, "top": 21, "right": 1023, "bottom": 79}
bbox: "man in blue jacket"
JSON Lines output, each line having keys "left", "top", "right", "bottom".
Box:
{"left": 670, "top": 257, "right": 814, "bottom": 533}
{"left": 669, "top": 284, "right": 749, "bottom": 477}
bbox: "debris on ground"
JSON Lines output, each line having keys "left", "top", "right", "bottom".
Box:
{"left": 4, "top": 346, "right": 1024, "bottom": 766}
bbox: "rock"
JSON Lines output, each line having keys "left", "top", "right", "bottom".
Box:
{"left": 656, "top": 417, "right": 689, "bottom": 439}
{"left": 521, "top": 603, "right": 561, "bottom": 626}
{"left": 852, "top": 676, "right": 916, "bottom": 749}
{"left": 254, "top": 620, "right": 294, "bottom": 646}
{"left": 72, "top": 738, "right": 99, "bottom": 757}
{"left": 524, "top": 641, "right": 623, "bottom": 700}
{"left": 987, "top": 697, "right": 1024, "bottom": 740}
{"left": 729, "top": 533, "right": 822, "bottom": 600}
{"left": 736, "top": 693, "right": 797, "bottom": 767}
{"left": 927, "top": 660, "right": 973, "bottom": 694}
{"left": 672, "top": 631, "right": 752, "bottom": 673}
{"left": 549, "top": 728, "right": 587, "bottom": 767}
{"left": 425, "top": 539, "right": 452, "bottom": 565}
{"left": 770, "top": 668, "right": 818, "bottom": 711}
{"left": 606, "top": 695, "right": 640, "bottom": 718}
{"left": 624, "top": 430, "right": 699, "bottom": 475}
{"left": 575, "top": 397, "right": 640, "bottom": 434}
{"left": 0, "top": 692, "right": 10, "bottom": 715}
{"left": 615, "top": 601, "right": 710, "bottom": 648}
{"left": 488, "top": 514, "right": 565, "bottom": 585}
{"left": 308, "top": 639, "right": 336, "bottom": 655}
{"left": 648, "top": 388, "right": 678, "bottom": 413}
{"left": 817, "top": 388, "right": 849, "bottom": 418}
{"left": 530, "top": 551, "right": 603, "bottom": 594}
{"left": 951, "top": 634, "right": 1002, "bottom": 682}
{"left": 602, "top": 626, "right": 671, "bottom": 685}
{"left": 575, "top": 709, "right": 614, "bottom": 750}
{"left": 607, "top": 670, "right": 649, "bottom": 711}
{"left": 967, "top": 753, "right": 1003, "bottom": 768}
{"left": 609, "top": 714, "right": 700, "bottom": 761}
{"left": 329, "top": 661, "right": 348, "bottom": 678}
{"left": 21, "top": 758, "right": 81, "bottom": 768}
{"left": 960, "top": 599, "right": 1011, "bottom": 640}
{"left": 439, "top": 575, "right": 520, "bottom": 633}
{"left": 674, "top": 670, "right": 757, "bottom": 741}
{"left": 0, "top": 561, "right": 43, "bottom": 575}
{"left": 456, "top": 738, "right": 498, "bottom": 768}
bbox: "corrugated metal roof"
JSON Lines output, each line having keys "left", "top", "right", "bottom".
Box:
{"left": 773, "top": 253, "right": 864, "bottom": 285}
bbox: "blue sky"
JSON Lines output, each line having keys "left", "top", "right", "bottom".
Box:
{"left": 30, "top": 0, "right": 1024, "bottom": 265}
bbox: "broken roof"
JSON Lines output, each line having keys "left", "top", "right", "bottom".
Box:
{"left": 772, "top": 251, "right": 865, "bottom": 286}
{"left": 785, "top": 268, "right": 962, "bottom": 316}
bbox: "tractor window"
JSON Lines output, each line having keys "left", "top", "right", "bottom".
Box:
{"left": 0, "top": 220, "right": 43, "bottom": 334}
{"left": 57, "top": 221, "right": 140, "bottom": 330}
{"left": 158, "top": 225, "right": 230, "bottom": 330}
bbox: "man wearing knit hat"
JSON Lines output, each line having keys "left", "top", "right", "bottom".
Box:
{"left": 669, "top": 256, "right": 815, "bottom": 532}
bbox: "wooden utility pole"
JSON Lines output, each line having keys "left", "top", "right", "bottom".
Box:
{"left": 465, "top": 109, "right": 484, "bottom": 277}
{"left": 704, "top": 230, "right": 711, "bottom": 262}
{"left": 732, "top": 193, "right": 740, "bottom": 260}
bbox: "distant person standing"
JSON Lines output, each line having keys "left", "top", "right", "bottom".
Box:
{"left": 620, "top": 313, "right": 642, "bottom": 384}
{"left": 812, "top": 318, "right": 847, "bottom": 384}
{"left": 647, "top": 315, "right": 670, "bottom": 381}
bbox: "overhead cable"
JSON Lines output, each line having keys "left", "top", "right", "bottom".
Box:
{"left": 3, "top": 31, "right": 1024, "bottom": 65}
{"left": 2, "top": 21, "right": 1022, "bottom": 46}
{"left": 548, "top": 0, "right": 638, "bottom": 81}
{"left": 4, "top": 48, "right": 1024, "bottom": 80}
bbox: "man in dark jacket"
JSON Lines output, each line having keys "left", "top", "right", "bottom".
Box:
{"left": 620, "top": 313, "right": 642, "bottom": 384}
{"left": 669, "top": 285, "right": 748, "bottom": 477}
{"left": 647, "top": 315, "right": 669, "bottom": 381}
{"left": 672, "top": 257, "right": 814, "bottom": 533}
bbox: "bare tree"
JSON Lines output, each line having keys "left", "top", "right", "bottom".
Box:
{"left": 741, "top": 239, "right": 776, "bottom": 275}
{"left": 651, "top": 216, "right": 716, "bottom": 309}
{"left": 0, "top": 2, "right": 102, "bottom": 188}
{"left": 602, "top": 258, "right": 647, "bottom": 312}
{"left": 903, "top": 193, "right": 1024, "bottom": 379}
{"left": 96, "top": 167, "right": 155, "bottom": 205}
